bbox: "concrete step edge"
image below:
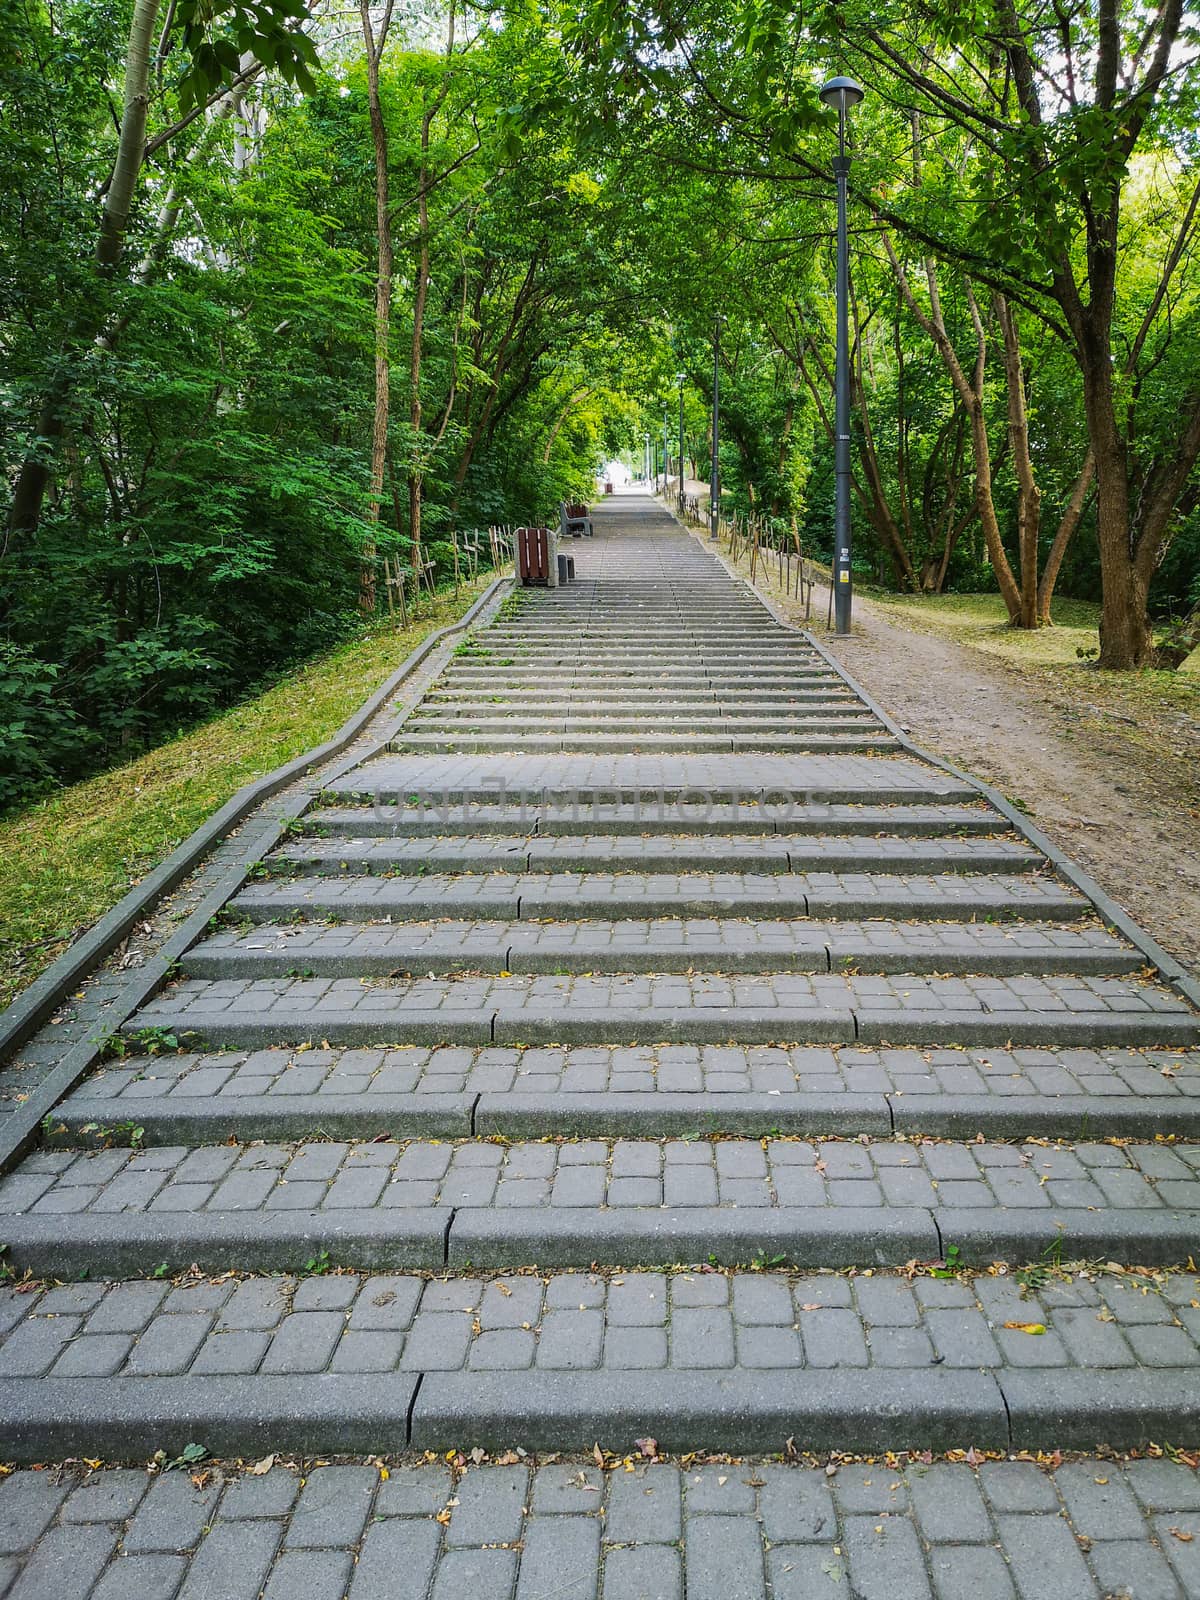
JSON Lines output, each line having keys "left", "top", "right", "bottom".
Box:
{"left": 55, "top": 1087, "right": 1200, "bottom": 1145}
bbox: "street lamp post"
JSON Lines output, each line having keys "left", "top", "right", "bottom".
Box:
{"left": 644, "top": 431, "right": 650, "bottom": 484}
{"left": 662, "top": 409, "right": 669, "bottom": 494}
{"left": 818, "top": 74, "right": 864, "bottom": 635}
{"left": 710, "top": 317, "right": 721, "bottom": 540}
{"left": 676, "top": 372, "right": 685, "bottom": 508}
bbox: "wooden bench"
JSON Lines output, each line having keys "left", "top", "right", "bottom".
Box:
{"left": 559, "top": 501, "right": 593, "bottom": 538}
{"left": 516, "top": 526, "right": 561, "bottom": 586}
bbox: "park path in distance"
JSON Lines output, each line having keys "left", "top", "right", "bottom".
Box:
{"left": 1, "top": 494, "right": 1200, "bottom": 1597}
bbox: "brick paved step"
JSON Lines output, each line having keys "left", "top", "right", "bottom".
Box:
{"left": 440, "top": 667, "right": 841, "bottom": 683}
{"left": 407, "top": 712, "right": 879, "bottom": 733}
{"left": 124, "top": 970, "right": 1197, "bottom": 1051}
{"left": 182, "top": 915, "right": 1138, "bottom": 980}
{"left": 482, "top": 626, "right": 803, "bottom": 640}
{"left": 329, "top": 752, "right": 979, "bottom": 806}
{"left": 7, "top": 1132, "right": 1200, "bottom": 1271}
{"left": 390, "top": 732, "right": 902, "bottom": 754}
{"left": 4, "top": 1455, "right": 1200, "bottom": 1597}
{"left": 424, "top": 689, "right": 868, "bottom": 706}
{"left": 450, "top": 664, "right": 834, "bottom": 678}
{"left": 228, "top": 870, "right": 1089, "bottom": 922}
{"left": 3, "top": 1264, "right": 1200, "bottom": 1458}
{"left": 455, "top": 649, "right": 828, "bottom": 665}
{"left": 120, "top": 1005, "right": 1200, "bottom": 1053}
{"left": 263, "top": 835, "right": 1042, "bottom": 877}
{"left": 305, "top": 802, "right": 1004, "bottom": 837}
{"left": 59, "top": 1044, "right": 1200, "bottom": 1145}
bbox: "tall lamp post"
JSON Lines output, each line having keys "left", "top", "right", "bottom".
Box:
{"left": 662, "top": 408, "right": 669, "bottom": 494}
{"left": 676, "top": 372, "right": 685, "bottom": 507}
{"left": 710, "top": 316, "right": 721, "bottom": 540}
{"left": 644, "top": 431, "right": 650, "bottom": 484}
{"left": 818, "top": 74, "right": 864, "bottom": 635}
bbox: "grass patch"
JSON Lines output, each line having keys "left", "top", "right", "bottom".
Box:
{"left": 0, "top": 582, "right": 492, "bottom": 1008}
{"left": 864, "top": 589, "right": 1199, "bottom": 681}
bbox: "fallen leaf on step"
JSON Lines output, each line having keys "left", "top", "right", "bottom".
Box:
{"left": 1003, "top": 1321, "right": 1046, "bottom": 1335}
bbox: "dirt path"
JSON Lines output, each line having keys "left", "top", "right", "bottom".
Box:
{"left": 809, "top": 581, "right": 1199, "bottom": 980}
{"left": 675, "top": 507, "right": 1200, "bottom": 981}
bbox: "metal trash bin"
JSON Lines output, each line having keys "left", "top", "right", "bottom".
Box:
{"left": 557, "top": 552, "right": 571, "bottom": 585}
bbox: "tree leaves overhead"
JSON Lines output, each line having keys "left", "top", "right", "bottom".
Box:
{"left": 173, "top": 0, "right": 319, "bottom": 109}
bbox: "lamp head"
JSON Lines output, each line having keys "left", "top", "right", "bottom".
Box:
{"left": 819, "top": 75, "right": 865, "bottom": 113}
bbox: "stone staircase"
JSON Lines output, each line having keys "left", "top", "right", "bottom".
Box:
{"left": 2, "top": 493, "right": 1199, "bottom": 1476}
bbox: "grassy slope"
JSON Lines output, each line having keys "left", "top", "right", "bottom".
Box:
{"left": 1, "top": 584, "right": 489, "bottom": 1008}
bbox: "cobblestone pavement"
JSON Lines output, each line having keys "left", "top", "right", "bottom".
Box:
{"left": 65, "top": 1043, "right": 1200, "bottom": 1110}
{"left": 3, "top": 494, "right": 1200, "bottom": 1589}
{"left": 6, "top": 1134, "right": 1200, "bottom": 1221}
{"left": 3, "top": 1264, "right": 1200, "bottom": 1383}
{"left": 5, "top": 1455, "right": 1200, "bottom": 1600}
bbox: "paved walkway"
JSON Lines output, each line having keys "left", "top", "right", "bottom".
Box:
{"left": 6, "top": 1455, "right": 1200, "bottom": 1600}
{"left": 2, "top": 494, "right": 1199, "bottom": 1595}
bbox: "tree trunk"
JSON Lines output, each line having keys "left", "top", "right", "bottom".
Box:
{"left": 1037, "top": 451, "right": 1094, "bottom": 622}
{"left": 6, "top": 0, "right": 162, "bottom": 550}
{"left": 881, "top": 234, "right": 1023, "bottom": 620}
{"left": 1154, "top": 601, "right": 1200, "bottom": 669}
{"left": 995, "top": 294, "right": 1041, "bottom": 627}
{"left": 359, "top": 0, "right": 395, "bottom": 614}
{"left": 356, "top": 0, "right": 395, "bottom": 614}
{"left": 1081, "top": 352, "right": 1153, "bottom": 667}
{"left": 407, "top": 185, "right": 429, "bottom": 574}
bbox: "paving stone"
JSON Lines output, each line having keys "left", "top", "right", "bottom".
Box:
{"left": 516, "top": 1518, "right": 600, "bottom": 1600}
{"left": 349, "top": 1519, "right": 441, "bottom": 1598}
{"left": 602, "top": 1546, "right": 682, "bottom": 1600}
{"left": 431, "top": 1548, "right": 518, "bottom": 1598}
{"left": 287, "top": 1466, "right": 378, "bottom": 1548}
{"left": 58, "top": 1471, "right": 148, "bottom": 1523}
{"left": 0, "top": 1475, "right": 72, "bottom": 1552}
{"left": 262, "top": 1550, "right": 353, "bottom": 1600}
{"left": 90, "top": 1554, "right": 188, "bottom": 1600}
{"left": 123, "top": 1475, "right": 222, "bottom": 1553}
{"left": 605, "top": 1466, "right": 682, "bottom": 1542}
{"left": 767, "top": 1545, "right": 851, "bottom": 1598}
{"left": 6, "top": 1525, "right": 117, "bottom": 1600}
{"left": 929, "top": 1546, "right": 1017, "bottom": 1600}
{"left": 996, "top": 1514, "right": 1098, "bottom": 1599}
{"left": 219, "top": 1469, "right": 300, "bottom": 1520}
{"left": 907, "top": 1465, "right": 991, "bottom": 1542}
{"left": 529, "top": 1464, "right": 605, "bottom": 1515}
{"left": 979, "top": 1464, "right": 1061, "bottom": 1514}
{"left": 1125, "top": 1461, "right": 1200, "bottom": 1511}
{"left": 757, "top": 1468, "right": 836, "bottom": 1541}
{"left": 1087, "top": 1540, "right": 1182, "bottom": 1600}
{"left": 843, "top": 1515, "right": 932, "bottom": 1600}
{"left": 173, "top": 1522, "right": 281, "bottom": 1600}
{"left": 446, "top": 1466, "right": 527, "bottom": 1546}
{"left": 685, "top": 1516, "right": 766, "bottom": 1599}
{"left": 1153, "top": 1512, "right": 1200, "bottom": 1589}
{"left": 1055, "top": 1462, "right": 1146, "bottom": 1539}
{"left": 375, "top": 1465, "right": 452, "bottom": 1517}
